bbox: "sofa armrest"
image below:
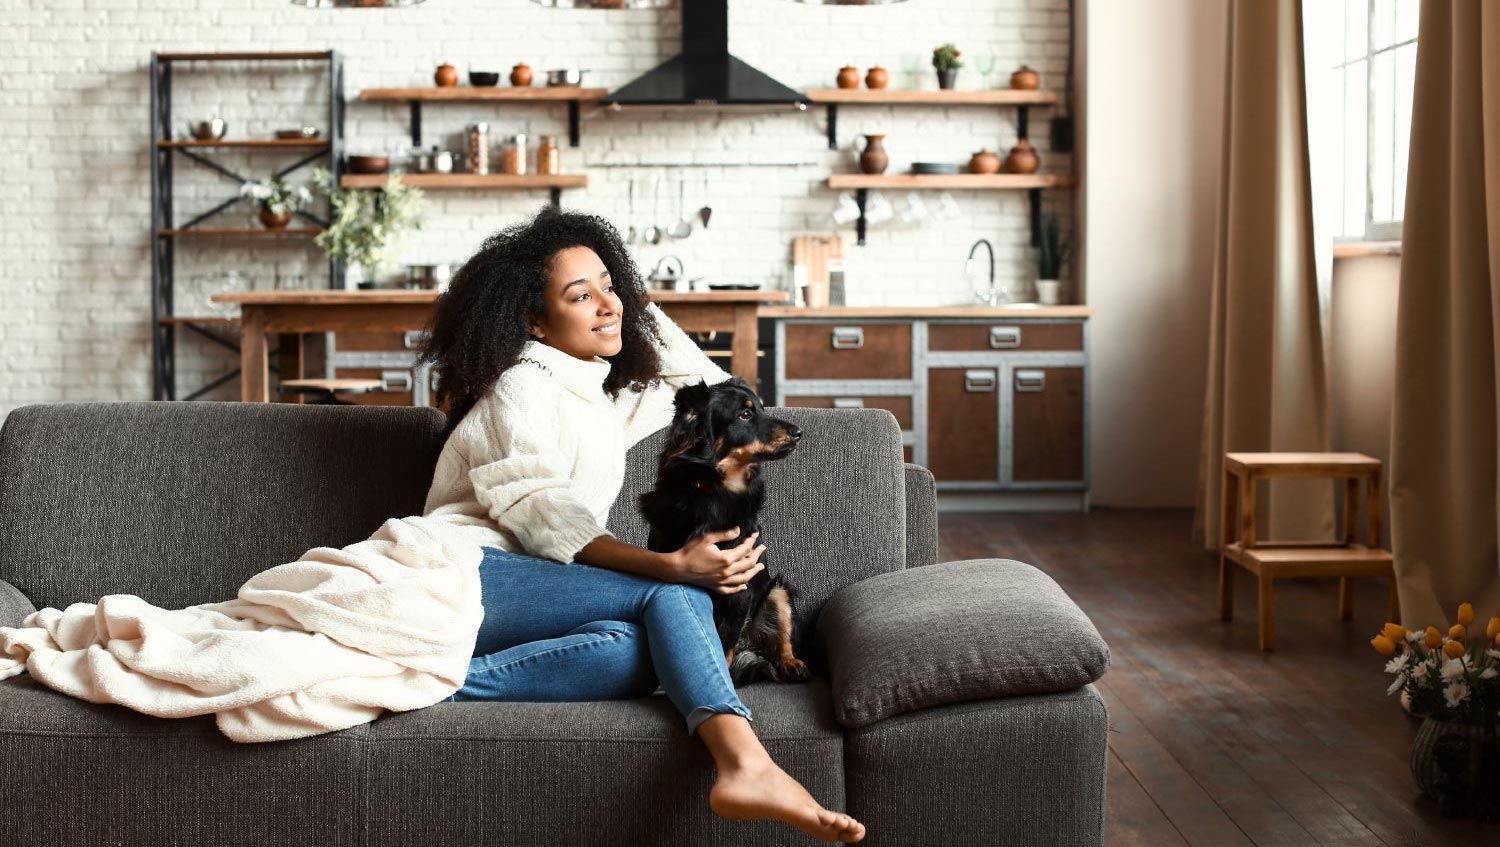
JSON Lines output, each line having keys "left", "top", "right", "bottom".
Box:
{"left": 0, "top": 577, "right": 37, "bottom": 629}
{"left": 815, "top": 558, "right": 1110, "bottom": 729}
{"left": 902, "top": 463, "right": 938, "bottom": 568}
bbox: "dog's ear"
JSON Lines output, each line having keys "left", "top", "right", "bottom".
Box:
{"left": 665, "top": 381, "right": 717, "bottom": 466}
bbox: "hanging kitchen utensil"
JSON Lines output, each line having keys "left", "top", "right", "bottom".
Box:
{"left": 669, "top": 175, "right": 693, "bottom": 239}
{"left": 625, "top": 178, "right": 637, "bottom": 244}
{"left": 643, "top": 175, "right": 663, "bottom": 245}
{"left": 698, "top": 170, "right": 712, "bottom": 229}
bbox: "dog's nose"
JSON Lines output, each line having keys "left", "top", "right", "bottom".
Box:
{"left": 785, "top": 424, "right": 802, "bottom": 441}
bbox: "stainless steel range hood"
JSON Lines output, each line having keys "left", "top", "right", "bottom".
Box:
{"left": 602, "top": 0, "right": 807, "bottom": 109}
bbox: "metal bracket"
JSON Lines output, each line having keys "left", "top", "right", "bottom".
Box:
{"left": 1017, "top": 104, "right": 1030, "bottom": 141}
{"left": 826, "top": 104, "right": 839, "bottom": 150}
{"left": 409, "top": 101, "right": 422, "bottom": 147}
{"left": 1029, "top": 188, "right": 1042, "bottom": 247}
{"left": 855, "top": 188, "right": 868, "bottom": 246}
{"left": 568, "top": 100, "right": 581, "bottom": 147}
{"left": 550, "top": 187, "right": 562, "bottom": 208}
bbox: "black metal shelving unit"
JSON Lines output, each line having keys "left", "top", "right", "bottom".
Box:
{"left": 149, "top": 50, "right": 345, "bottom": 401}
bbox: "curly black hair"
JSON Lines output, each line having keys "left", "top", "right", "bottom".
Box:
{"left": 415, "top": 205, "right": 665, "bottom": 436}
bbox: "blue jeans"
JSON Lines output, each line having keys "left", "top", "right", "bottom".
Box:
{"left": 447, "top": 546, "right": 753, "bottom": 736}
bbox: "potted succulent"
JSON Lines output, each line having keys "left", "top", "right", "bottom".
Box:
{"left": 240, "top": 174, "right": 313, "bottom": 230}
{"left": 932, "top": 43, "right": 963, "bottom": 90}
{"left": 1036, "top": 212, "right": 1070, "bottom": 304}
{"left": 309, "top": 167, "right": 426, "bottom": 288}
{"left": 1371, "top": 606, "right": 1500, "bottom": 820}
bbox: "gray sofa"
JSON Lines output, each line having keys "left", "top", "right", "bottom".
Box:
{"left": 0, "top": 401, "right": 1109, "bottom": 847}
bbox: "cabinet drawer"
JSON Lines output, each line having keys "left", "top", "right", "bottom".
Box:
{"left": 781, "top": 394, "right": 913, "bottom": 429}
{"left": 927, "top": 367, "right": 999, "bottom": 482}
{"left": 1012, "top": 366, "right": 1085, "bottom": 482}
{"left": 784, "top": 322, "right": 912, "bottom": 380}
{"left": 928, "top": 321, "right": 1083, "bottom": 352}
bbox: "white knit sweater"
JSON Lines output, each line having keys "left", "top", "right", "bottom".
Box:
{"left": 421, "top": 301, "right": 734, "bottom": 563}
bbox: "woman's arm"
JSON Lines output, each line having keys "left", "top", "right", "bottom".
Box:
{"left": 575, "top": 535, "right": 678, "bottom": 581}
{"left": 643, "top": 300, "right": 734, "bottom": 389}
{"left": 577, "top": 530, "right": 768, "bottom": 594}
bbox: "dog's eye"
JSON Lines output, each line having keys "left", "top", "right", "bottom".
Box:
{"left": 738, "top": 408, "right": 753, "bottom": 420}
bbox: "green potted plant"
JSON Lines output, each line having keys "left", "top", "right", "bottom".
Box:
{"left": 932, "top": 43, "right": 963, "bottom": 90}
{"left": 1036, "top": 212, "right": 1070, "bottom": 304}
{"left": 239, "top": 174, "right": 313, "bottom": 230}
{"left": 310, "top": 167, "right": 425, "bottom": 288}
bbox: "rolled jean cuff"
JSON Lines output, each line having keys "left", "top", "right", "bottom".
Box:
{"left": 686, "top": 702, "right": 754, "bottom": 736}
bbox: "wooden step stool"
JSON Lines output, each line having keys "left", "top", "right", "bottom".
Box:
{"left": 280, "top": 377, "right": 382, "bottom": 406}
{"left": 1219, "top": 452, "right": 1398, "bottom": 651}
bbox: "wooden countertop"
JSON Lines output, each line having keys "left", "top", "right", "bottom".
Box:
{"left": 758, "top": 305, "right": 1092, "bottom": 318}
{"left": 212, "top": 289, "right": 791, "bottom": 305}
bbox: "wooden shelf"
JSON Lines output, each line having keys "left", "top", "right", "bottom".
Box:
{"left": 157, "top": 139, "right": 330, "bottom": 149}
{"left": 158, "top": 315, "right": 241, "bottom": 325}
{"left": 158, "top": 227, "right": 323, "bottom": 237}
{"left": 157, "top": 51, "right": 332, "bottom": 62}
{"left": 805, "top": 88, "right": 1059, "bottom": 106}
{"left": 828, "top": 173, "right": 1075, "bottom": 190}
{"left": 339, "top": 173, "right": 587, "bottom": 190}
{"left": 360, "top": 86, "right": 608, "bottom": 102}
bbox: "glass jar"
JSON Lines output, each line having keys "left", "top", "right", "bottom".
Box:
{"left": 466, "top": 122, "right": 490, "bottom": 175}
{"left": 501, "top": 133, "right": 527, "bottom": 175}
{"left": 537, "top": 134, "right": 560, "bottom": 175}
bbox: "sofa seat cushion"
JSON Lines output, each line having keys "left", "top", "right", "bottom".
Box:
{"left": 818, "top": 558, "right": 1111, "bottom": 728}
{"left": 0, "top": 674, "right": 367, "bottom": 847}
{"left": 363, "top": 677, "right": 845, "bottom": 847}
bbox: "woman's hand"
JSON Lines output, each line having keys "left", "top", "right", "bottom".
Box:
{"left": 667, "top": 527, "right": 766, "bottom": 595}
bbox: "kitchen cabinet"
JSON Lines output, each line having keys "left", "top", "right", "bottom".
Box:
{"left": 769, "top": 308, "right": 1090, "bottom": 508}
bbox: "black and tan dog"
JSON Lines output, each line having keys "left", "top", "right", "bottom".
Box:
{"left": 639, "top": 376, "right": 812, "bottom": 685}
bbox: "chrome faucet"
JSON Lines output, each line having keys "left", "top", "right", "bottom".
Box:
{"left": 966, "top": 238, "right": 1001, "bottom": 306}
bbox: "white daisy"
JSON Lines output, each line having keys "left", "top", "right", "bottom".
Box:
{"left": 1408, "top": 630, "right": 1424, "bottom": 643}
{"left": 1444, "top": 682, "right": 1470, "bottom": 707}
{"left": 1384, "top": 655, "right": 1406, "bottom": 674}
{"left": 1387, "top": 672, "right": 1407, "bottom": 695}
{"left": 1480, "top": 667, "right": 1498, "bottom": 680}
{"left": 1488, "top": 648, "right": 1500, "bottom": 661}
{"left": 1412, "top": 663, "right": 1430, "bottom": 682}
{"left": 1441, "top": 657, "right": 1468, "bottom": 681}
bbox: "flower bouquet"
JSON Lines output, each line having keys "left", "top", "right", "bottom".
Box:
{"left": 1372, "top": 604, "right": 1500, "bottom": 819}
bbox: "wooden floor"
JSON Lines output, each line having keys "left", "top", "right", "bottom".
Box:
{"left": 937, "top": 508, "right": 1495, "bottom": 847}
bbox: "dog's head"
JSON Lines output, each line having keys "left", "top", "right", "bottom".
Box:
{"left": 662, "top": 377, "right": 801, "bottom": 491}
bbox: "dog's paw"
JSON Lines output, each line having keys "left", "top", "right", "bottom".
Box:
{"left": 775, "top": 657, "right": 811, "bottom": 682}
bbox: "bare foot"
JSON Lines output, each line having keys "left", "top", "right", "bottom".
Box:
{"left": 709, "top": 756, "right": 866, "bottom": 843}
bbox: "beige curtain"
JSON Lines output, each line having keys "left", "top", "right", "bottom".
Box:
{"left": 1192, "top": 0, "right": 1335, "bottom": 551}
{"left": 1389, "top": 0, "right": 1500, "bottom": 627}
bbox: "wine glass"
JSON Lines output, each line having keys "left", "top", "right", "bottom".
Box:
{"left": 975, "top": 52, "right": 997, "bottom": 89}
{"left": 899, "top": 52, "right": 922, "bottom": 90}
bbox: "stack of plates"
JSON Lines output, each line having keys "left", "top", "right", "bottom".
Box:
{"left": 911, "top": 162, "right": 961, "bottom": 175}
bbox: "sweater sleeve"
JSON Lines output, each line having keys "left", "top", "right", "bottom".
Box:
{"left": 465, "top": 378, "right": 613, "bottom": 563}
{"left": 645, "top": 300, "right": 734, "bottom": 390}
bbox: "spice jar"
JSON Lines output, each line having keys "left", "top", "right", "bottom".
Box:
{"left": 501, "top": 133, "right": 528, "bottom": 175}
{"left": 537, "top": 134, "right": 560, "bottom": 175}
{"left": 466, "top": 122, "right": 490, "bottom": 175}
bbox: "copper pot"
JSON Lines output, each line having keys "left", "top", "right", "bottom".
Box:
{"left": 837, "top": 65, "right": 859, "bottom": 89}
{"left": 1003, "top": 138, "right": 1040, "bottom": 174}
{"left": 865, "top": 66, "right": 888, "bottom": 89}
{"left": 1010, "top": 64, "right": 1040, "bottom": 90}
{"left": 967, "top": 149, "right": 1001, "bottom": 174}
{"left": 258, "top": 205, "right": 292, "bottom": 230}
{"left": 435, "top": 62, "right": 458, "bottom": 88}
{"left": 511, "top": 63, "right": 533, "bottom": 87}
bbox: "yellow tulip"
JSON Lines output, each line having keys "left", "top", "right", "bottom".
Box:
{"left": 1495, "top": 630, "right": 1500, "bottom": 648}
{"left": 1371, "top": 635, "right": 1397, "bottom": 656}
{"left": 1450, "top": 624, "right": 1466, "bottom": 641}
{"left": 1488, "top": 617, "right": 1500, "bottom": 640}
{"left": 1381, "top": 622, "right": 1407, "bottom": 643}
{"left": 1443, "top": 640, "right": 1465, "bottom": 659}
{"left": 1425, "top": 626, "right": 1443, "bottom": 649}
{"left": 1457, "top": 603, "right": 1474, "bottom": 626}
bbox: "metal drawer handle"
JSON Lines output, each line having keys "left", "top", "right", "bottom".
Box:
{"left": 989, "top": 326, "right": 1021, "bottom": 349}
{"left": 832, "top": 398, "right": 865, "bottom": 409}
{"left": 964, "top": 369, "right": 996, "bottom": 392}
{"left": 403, "top": 330, "right": 430, "bottom": 350}
{"left": 831, "top": 326, "right": 864, "bottom": 350}
{"left": 380, "top": 370, "right": 413, "bottom": 392}
{"left": 1015, "top": 369, "right": 1046, "bottom": 392}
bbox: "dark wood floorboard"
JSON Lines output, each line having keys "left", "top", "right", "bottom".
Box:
{"left": 937, "top": 508, "right": 1496, "bottom": 847}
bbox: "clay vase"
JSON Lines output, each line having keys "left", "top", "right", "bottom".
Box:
{"left": 258, "top": 204, "right": 292, "bottom": 230}
{"left": 865, "top": 66, "right": 889, "bottom": 89}
{"left": 1004, "top": 138, "right": 1040, "bottom": 174}
{"left": 857, "top": 134, "right": 888, "bottom": 175}
{"left": 511, "top": 63, "right": 533, "bottom": 87}
{"left": 836, "top": 65, "right": 860, "bottom": 89}
{"left": 967, "top": 149, "right": 1001, "bottom": 175}
{"left": 1010, "top": 64, "right": 1040, "bottom": 90}
{"left": 434, "top": 62, "right": 458, "bottom": 88}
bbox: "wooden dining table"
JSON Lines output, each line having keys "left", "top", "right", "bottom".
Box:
{"left": 210, "top": 288, "right": 790, "bottom": 403}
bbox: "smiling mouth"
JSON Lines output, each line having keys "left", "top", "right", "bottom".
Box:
{"left": 592, "top": 321, "right": 619, "bottom": 335}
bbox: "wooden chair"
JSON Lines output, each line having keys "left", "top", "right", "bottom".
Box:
{"left": 279, "top": 377, "right": 382, "bottom": 406}
{"left": 1219, "top": 452, "right": 1397, "bottom": 651}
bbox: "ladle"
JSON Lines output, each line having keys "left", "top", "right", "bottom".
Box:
{"left": 669, "top": 176, "right": 693, "bottom": 239}
{"left": 643, "top": 176, "right": 662, "bottom": 245}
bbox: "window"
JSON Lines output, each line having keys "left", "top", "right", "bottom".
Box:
{"left": 1330, "top": 0, "right": 1418, "bottom": 242}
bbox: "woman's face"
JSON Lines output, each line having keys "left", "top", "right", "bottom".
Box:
{"left": 529, "top": 245, "right": 624, "bottom": 360}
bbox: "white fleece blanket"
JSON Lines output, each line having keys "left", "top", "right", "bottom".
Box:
{"left": 0, "top": 515, "right": 486, "bottom": 743}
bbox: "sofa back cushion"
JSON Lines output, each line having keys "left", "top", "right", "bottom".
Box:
{"left": 609, "top": 406, "right": 907, "bottom": 623}
{"left": 0, "top": 402, "right": 448, "bottom": 611}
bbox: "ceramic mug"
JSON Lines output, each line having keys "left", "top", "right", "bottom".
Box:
{"left": 899, "top": 191, "right": 929, "bottom": 226}
{"left": 831, "top": 191, "right": 862, "bottom": 225}
{"left": 865, "top": 191, "right": 894, "bottom": 225}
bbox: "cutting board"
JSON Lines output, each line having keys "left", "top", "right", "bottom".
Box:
{"left": 792, "top": 234, "right": 845, "bottom": 308}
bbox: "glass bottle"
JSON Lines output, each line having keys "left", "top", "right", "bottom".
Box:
{"left": 537, "top": 134, "right": 560, "bottom": 175}
{"left": 501, "top": 133, "right": 528, "bottom": 175}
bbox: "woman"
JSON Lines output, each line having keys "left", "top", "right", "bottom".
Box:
{"left": 415, "top": 206, "right": 865, "bottom": 844}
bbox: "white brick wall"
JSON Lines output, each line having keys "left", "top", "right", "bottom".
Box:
{"left": 0, "top": 0, "right": 1075, "bottom": 420}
